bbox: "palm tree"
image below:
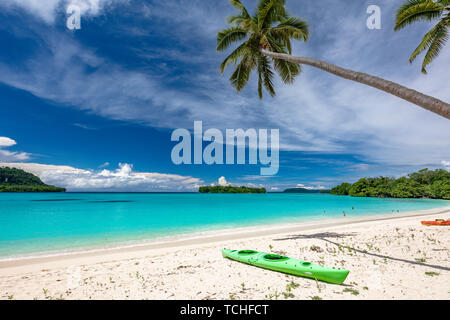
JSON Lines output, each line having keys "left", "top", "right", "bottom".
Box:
{"left": 394, "top": 0, "right": 449, "bottom": 74}
{"left": 217, "top": 0, "right": 450, "bottom": 120}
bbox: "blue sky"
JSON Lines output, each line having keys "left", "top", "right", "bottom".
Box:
{"left": 0, "top": 0, "right": 449, "bottom": 191}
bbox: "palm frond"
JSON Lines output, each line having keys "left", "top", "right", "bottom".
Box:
{"left": 257, "top": 0, "right": 287, "bottom": 29}
{"left": 219, "top": 42, "right": 250, "bottom": 74}
{"left": 257, "top": 69, "right": 264, "bottom": 99}
{"left": 273, "top": 58, "right": 301, "bottom": 83}
{"left": 409, "top": 21, "right": 444, "bottom": 62}
{"left": 259, "top": 55, "right": 276, "bottom": 97}
{"left": 269, "top": 17, "right": 309, "bottom": 41}
{"left": 395, "top": 0, "right": 444, "bottom": 31}
{"left": 264, "top": 33, "right": 286, "bottom": 53}
{"left": 217, "top": 27, "right": 248, "bottom": 51}
{"left": 229, "top": 0, "right": 251, "bottom": 19}
{"left": 227, "top": 0, "right": 253, "bottom": 29}
{"left": 227, "top": 14, "right": 253, "bottom": 29}
{"left": 230, "top": 57, "right": 253, "bottom": 92}
{"left": 420, "top": 23, "right": 448, "bottom": 73}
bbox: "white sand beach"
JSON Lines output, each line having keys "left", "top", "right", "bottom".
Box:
{"left": 0, "top": 207, "right": 449, "bottom": 300}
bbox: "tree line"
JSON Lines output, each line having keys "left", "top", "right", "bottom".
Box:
{"left": 199, "top": 186, "right": 267, "bottom": 193}
{"left": 330, "top": 169, "right": 450, "bottom": 199}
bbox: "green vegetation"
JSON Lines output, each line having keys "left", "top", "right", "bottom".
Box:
{"left": 330, "top": 169, "right": 450, "bottom": 200}
{"left": 0, "top": 167, "right": 65, "bottom": 193}
{"left": 343, "top": 288, "right": 360, "bottom": 296}
{"left": 199, "top": 186, "right": 266, "bottom": 193}
{"left": 394, "top": 0, "right": 450, "bottom": 74}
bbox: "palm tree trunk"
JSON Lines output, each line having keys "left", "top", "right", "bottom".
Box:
{"left": 261, "top": 49, "right": 450, "bottom": 120}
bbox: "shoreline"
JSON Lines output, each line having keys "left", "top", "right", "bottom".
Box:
{"left": 1, "top": 205, "right": 449, "bottom": 276}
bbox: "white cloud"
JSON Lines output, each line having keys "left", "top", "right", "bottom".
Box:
{"left": 0, "top": 137, "right": 31, "bottom": 161}
{"left": 295, "top": 183, "right": 325, "bottom": 190}
{"left": 442, "top": 161, "right": 450, "bottom": 171}
{"left": 0, "top": 162, "right": 203, "bottom": 191}
{"left": 0, "top": 0, "right": 125, "bottom": 23}
{"left": 218, "top": 176, "right": 230, "bottom": 187}
{"left": 296, "top": 184, "right": 315, "bottom": 190}
{"left": 1, "top": 0, "right": 60, "bottom": 23}
{"left": 0, "top": 150, "right": 31, "bottom": 162}
{"left": 0, "top": 137, "right": 17, "bottom": 147}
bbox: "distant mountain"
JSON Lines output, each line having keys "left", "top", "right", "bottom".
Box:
{"left": 283, "top": 188, "right": 329, "bottom": 194}
{"left": 0, "top": 167, "right": 65, "bottom": 192}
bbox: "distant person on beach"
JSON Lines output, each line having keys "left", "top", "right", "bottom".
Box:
{"left": 352, "top": 206, "right": 354, "bottom": 210}
{"left": 343, "top": 211, "right": 346, "bottom": 217}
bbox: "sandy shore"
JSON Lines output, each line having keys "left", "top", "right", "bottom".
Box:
{"left": 0, "top": 207, "right": 449, "bottom": 300}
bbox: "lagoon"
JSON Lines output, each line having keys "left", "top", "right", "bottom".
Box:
{"left": 0, "top": 192, "right": 448, "bottom": 258}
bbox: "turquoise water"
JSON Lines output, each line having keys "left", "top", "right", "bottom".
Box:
{"left": 0, "top": 193, "right": 448, "bottom": 258}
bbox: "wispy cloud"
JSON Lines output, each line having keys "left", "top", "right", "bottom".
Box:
{"left": 0, "top": 137, "right": 31, "bottom": 161}
{"left": 98, "top": 161, "right": 110, "bottom": 168}
{"left": 73, "top": 123, "right": 96, "bottom": 130}
{"left": 0, "top": 0, "right": 127, "bottom": 23}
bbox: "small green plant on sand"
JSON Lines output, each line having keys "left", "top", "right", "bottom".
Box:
{"left": 343, "top": 288, "right": 359, "bottom": 296}
{"left": 286, "top": 281, "right": 300, "bottom": 291}
{"left": 265, "top": 290, "right": 280, "bottom": 300}
{"left": 282, "top": 281, "right": 299, "bottom": 299}
{"left": 282, "top": 291, "right": 295, "bottom": 299}
{"left": 315, "top": 278, "right": 323, "bottom": 293}
{"left": 311, "top": 296, "right": 322, "bottom": 300}
{"left": 425, "top": 272, "right": 440, "bottom": 277}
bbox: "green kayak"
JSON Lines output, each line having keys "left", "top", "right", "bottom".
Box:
{"left": 222, "top": 249, "right": 349, "bottom": 284}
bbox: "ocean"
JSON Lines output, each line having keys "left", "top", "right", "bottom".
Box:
{"left": 0, "top": 192, "right": 448, "bottom": 258}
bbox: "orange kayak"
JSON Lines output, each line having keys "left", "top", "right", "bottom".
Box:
{"left": 421, "top": 221, "right": 450, "bottom": 226}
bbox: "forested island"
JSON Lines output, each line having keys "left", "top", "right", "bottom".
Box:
{"left": 283, "top": 188, "right": 329, "bottom": 193}
{"left": 199, "top": 186, "right": 266, "bottom": 194}
{"left": 0, "top": 167, "right": 66, "bottom": 192}
{"left": 330, "top": 169, "right": 450, "bottom": 200}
